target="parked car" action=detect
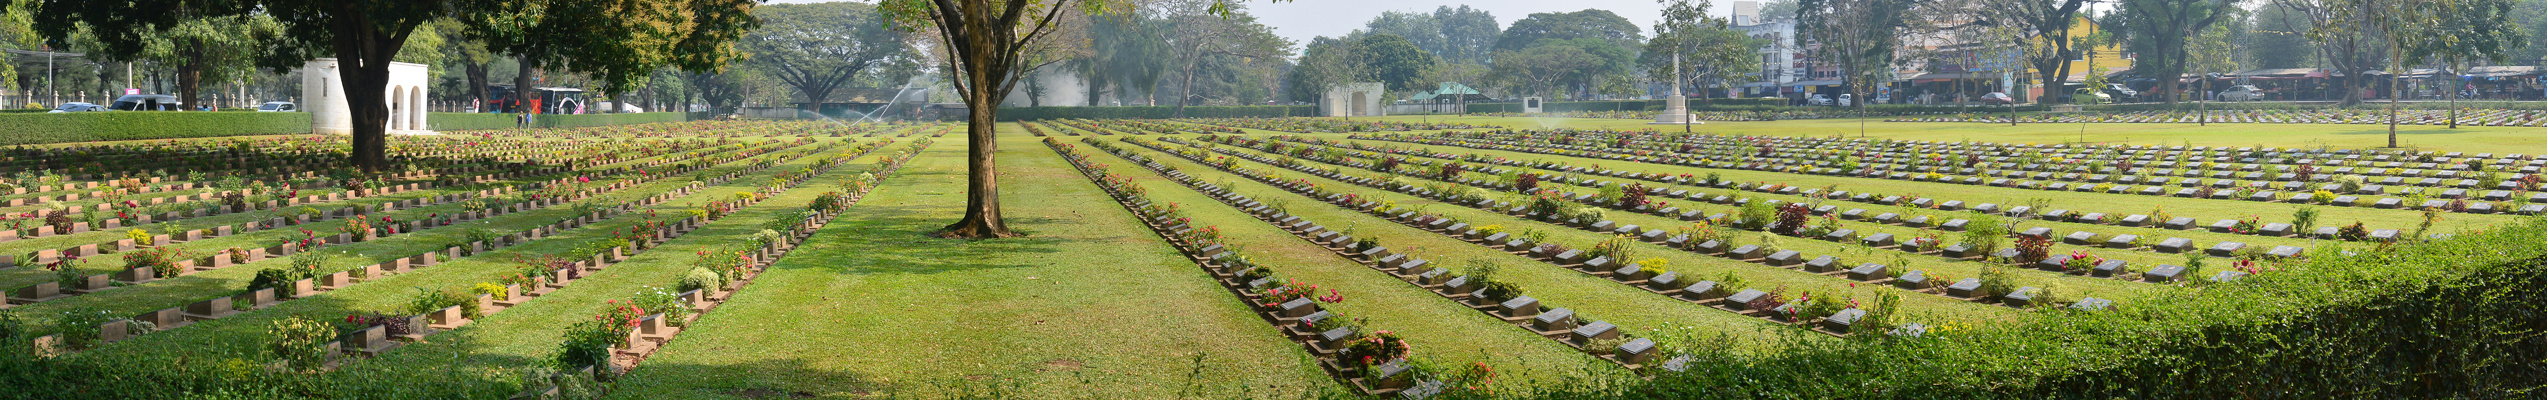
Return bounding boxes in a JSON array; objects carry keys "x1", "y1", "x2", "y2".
[
  {"x1": 257, "y1": 101, "x2": 297, "y2": 112},
  {"x1": 594, "y1": 101, "x2": 645, "y2": 113},
  {"x1": 2219, "y1": 85, "x2": 2266, "y2": 102},
  {"x1": 48, "y1": 102, "x2": 106, "y2": 113},
  {"x1": 1838, "y1": 93, "x2": 1855, "y2": 107},
  {"x1": 1979, "y1": 92, "x2": 2014, "y2": 105},
  {"x1": 1804, "y1": 94, "x2": 1833, "y2": 106},
  {"x1": 2076, "y1": 89, "x2": 2112, "y2": 104},
  {"x1": 2104, "y1": 84, "x2": 2139, "y2": 101},
  {"x1": 107, "y1": 94, "x2": 182, "y2": 111}
]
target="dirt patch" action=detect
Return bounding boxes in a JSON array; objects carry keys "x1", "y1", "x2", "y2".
[
  {"x1": 727, "y1": 388, "x2": 818, "y2": 399},
  {"x1": 1038, "y1": 358, "x2": 1085, "y2": 371}
]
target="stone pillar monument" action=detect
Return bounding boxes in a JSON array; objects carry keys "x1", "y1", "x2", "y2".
[{"x1": 1652, "y1": 52, "x2": 1699, "y2": 125}]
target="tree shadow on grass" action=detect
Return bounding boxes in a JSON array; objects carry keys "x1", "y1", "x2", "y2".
[
  {"x1": 780, "y1": 213, "x2": 1071, "y2": 276},
  {"x1": 2326, "y1": 127, "x2": 2475, "y2": 136},
  {"x1": 609, "y1": 357, "x2": 896, "y2": 400}
]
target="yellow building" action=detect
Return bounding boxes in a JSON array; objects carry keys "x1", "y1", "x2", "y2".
[{"x1": 2047, "y1": 16, "x2": 2131, "y2": 89}]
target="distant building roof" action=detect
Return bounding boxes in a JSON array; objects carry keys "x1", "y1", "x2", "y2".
[
  {"x1": 1436, "y1": 82, "x2": 1481, "y2": 95},
  {"x1": 2465, "y1": 66, "x2": 2541, "y2": 77},
  {"x1": 793, "y1": 88, "x2": 926, "y2": 104}
]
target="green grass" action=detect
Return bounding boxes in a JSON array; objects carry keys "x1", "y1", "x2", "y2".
[
  {"x1": 59, "y1": 138, "x2": 866, "y2": 396},
  {"x1": 0, "y1": 141, "x2": 777, "y2": 291},
  {"x1": 1182, "y1": 138, "x2": 2175, "y2": 308},
  {"x1": 8, "y1": 116, "x2": 2538, "y2": 398},
  {"x1": 1105, "y1": 137, "x2": 1927, "y2": 348},
  {"x1": 1323, "y1": 133, "x2": 2514, "y2": 237},
  {"x1": 1074, "y1": 137, "x2": 1613, "y2": 384},
  {"x1": 608, "y1": 129, "x2": 1330, "y2": 399}
]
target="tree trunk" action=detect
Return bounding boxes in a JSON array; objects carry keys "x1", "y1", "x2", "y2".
[
  {"x1": 2161, "y1": 79, "x2": 2180, "y2": 105},
  {"x1": 2447, "y1": 67, "x2": 2458, "y2": 129},
  {"x1": 323, "y1": 3, "x2": 416, "y2": 173},
  {"x1": 642, "y1": 79, "x2": 656, "y2": 114},
  {"x1": 339, "y1": 57, "x2": 393, "y2": 172},
  {"x1": 178, "y1": 38, "x2": 204, "y2": 110},
  {"x1": 940, "y1": 90, "x2": 1016, "y2": 238},
  {"x1": 1173, "y1": 57, "x2": 1200, "y2": 117},
  {"x1": 937, "y1": 5, "x2": 1020, "y2": 240},
  {"x1": 514, "y1": 59, "x2": 537, "y2": 114},
  {"x1": 465, "y1": 60, "x2": 490, "y2": 110},
  {"x1": 2387, "y1": 57, "x2": 2400, "y2": 148}
]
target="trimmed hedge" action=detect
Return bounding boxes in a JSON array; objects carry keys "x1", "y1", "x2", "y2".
[
  {"x1": 0, "y1": 112, "x2": 694, "y2": 146},
  {"x1": 2086, "y1": 101, "x2": 2547, "y2": 112},
  {"x1": 1468, "y1": 101, "x2": 2048, "y2": 114},
  {"x1": 0, "y1": 112, "x2": 307, "y2": 145},
  {"x1": 429, "y1": 112, "x2": 515, "y2": 131},
  {"x1": 1529, "y1": 218, "x2": 2547, "y2": 398},
  {"x1": 430, "y1": 112, "x2": 692, "y2": 131},
  {"x1": 992, "y1": 105, "x2": 1318, "y2": 121}
]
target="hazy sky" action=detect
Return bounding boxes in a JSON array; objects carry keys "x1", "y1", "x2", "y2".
[{"x1": 766, "y1": 0, "x2": 1740, "y2": 55}]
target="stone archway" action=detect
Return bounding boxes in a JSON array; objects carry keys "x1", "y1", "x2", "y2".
[
  {"x1": 409, "y1": 87, "x2": 425, "y2": 131},
  {"x1": 389, "y1": 86, "x2": 406, "y2": 131}
]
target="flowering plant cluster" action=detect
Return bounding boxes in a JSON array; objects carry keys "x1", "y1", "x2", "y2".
[{"x1": 2064, "y1": 250, "x2": 2104, "y2": 272}]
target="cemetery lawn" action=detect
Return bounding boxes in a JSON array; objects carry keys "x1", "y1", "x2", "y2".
[
  {"x1": 1313, "y1": 131, "x2": 2515, "y2": 246},
  {"x1": 0, "y1": 143, "x2": 753, "y2": 326},
  {"x1": 1363, "y1": 115, "x2": 2547, "y2": 155},
  {"x1": 67, "y1": 137, "x2": 859, "y2": 396},
  {"x1": 610, "y1": 129, "x2": 1331, "y2": 399}
]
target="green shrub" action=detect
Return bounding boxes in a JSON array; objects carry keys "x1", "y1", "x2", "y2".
[
  {"x1": 553, "y1": 320, "x2": 620, "y2": 370},
  {"x1": 0, "y1": 112, "x2": 306, "y2": 144},
  {"x1": 427, "y1": 112, "x2": 691, "y2": 131},
  {"x1": 1480, "y1": 280, "x2": 1524, "y2": 302},
  {"x1": 267, "y1": 316, "x2": 336, "y2": 372},
  {"x1": 631, "y1": 286, "x2": 691, "y2": 327},
  {"x1": 246, "y1": 265, "x2": 317, "y2": 292},
  {"x1": 991, "y1": 106, "x2": 1318, "y2": 121},
  {"x1": 1569, "y1": 219, "x2": 2547, "y2": 398},
  {"x1": 678, "y1": 267, "x2": 719, "y2": 293},
  {"x1": 53, "y1": 308, "x2": 126, "y2": 349},
  {"x1": 404, "y1": 287, "x2": 481, "y2": 320}
]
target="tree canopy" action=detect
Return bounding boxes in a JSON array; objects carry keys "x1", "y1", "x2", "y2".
[
  {"x1": 1494, "y1": 9, "x2": 1643, "y2": 52},
  {"x1": 1643, "y1": 0, "x2": 1765, "y2": 102},
  {"x1": 1361, "y1": 5, "x2": 1499, "y2": 65},
  {"x1": 744, "y1": 1, "x2": 913, "y2": 112}
]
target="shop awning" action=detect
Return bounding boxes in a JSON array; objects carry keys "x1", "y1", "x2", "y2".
[{"x1": 2464, "y1": 66, "x2": 2541, "y2": 78}]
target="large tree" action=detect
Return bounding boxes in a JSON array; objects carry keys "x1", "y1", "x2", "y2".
[
  {"x1": 1798, "y1": 0, "x2": 1917, "y2": 111},
  {"x1": 1644, "y1": 0, "x2": 1765, "y2": 105},
  {"x1": 1494, "y1": 9, "x2": 1642, "y2": 52},
  {"x1": 881, "y1": 0, "x2": 1212, "y2": 238},
  {"x1": 2402, "y1": 0, "x2": 2525, "y2": 129},
  {"x1": 1158, "y1": 0, "x2": 1286, "y2": 116},
  {"x1": 1073, "y1": 13, "x2": 1167, "y2": 106},
  {"x1": 1974, "y1": 0, "x2": 2086, "y2": 104},
  {"x1": 26, "y1": 0, "x2": 756, "y2": 171},
  {"x1": 2249, "y1": 1, "x2": 2315, "y2": 69},
  {"x1": 747, "y1": 1, "x2": 911, "y2": 115},
  {"x1": 2513, "y1": 0, "x2": 2547, "y2": 63},
  {"x1": 433, "y1": 18, "x2": 500, "y2": 110},
  {"x1": 1284, "y1": 35, "x2": 1351, "y2": 102},
  {"x1": 1488, "y1": 38, "x2": 1630, "y2": 99},
  {"x1": 2110, "y1": 0, "x2": 2239, "y2": 104},
  {"x1": 2306, "y1": 0, "x2": 2439, "y2": 146},
  {"x1": 1433, "y1": 5, "x2": 1498, "y2": 65},
  {"x1": 2268, "y1": 0, "x2": 2386, "y2": 106},
  {"x1": 1352, "y1": 33, "x2": 1437, "y2": 93},
  {"x1": 1362, "y1": 10, "x2": 1442, "y2": 59},
  {"x1": 137, "y1": 14, "x2": 283, "y2": 110}
]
